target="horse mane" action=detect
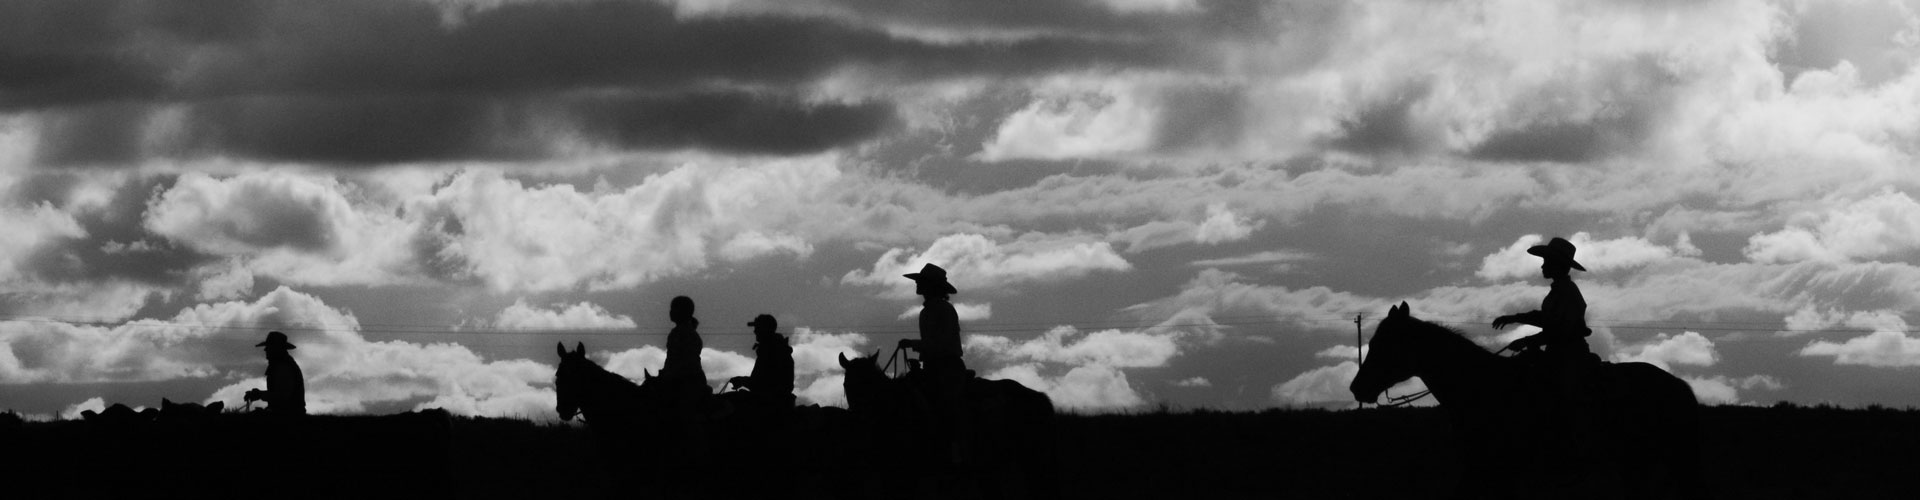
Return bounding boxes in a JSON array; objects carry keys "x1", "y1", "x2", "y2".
[{"x1": 1400, "y1": 315, "x2": 1502, "y2": 359}]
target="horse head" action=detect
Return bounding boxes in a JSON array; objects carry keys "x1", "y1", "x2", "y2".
[
  {"x1": 554, "y1": 342, "x2": 589, "y2": 421},
  {"x1": 1351, "y1": 302, "x2": 1423, "y2": 404},
  {"x1": 837, "y1": 350, "x2": 885, "y2": 412}
]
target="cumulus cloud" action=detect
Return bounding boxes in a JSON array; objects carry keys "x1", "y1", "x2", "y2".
[
  {"x1": 3, "y1": 286, "x2": 558, "y2": 417},
  {"x1": 1685, "y1": 375, "x2": 1786, "y2": 405},
  {"x1": 1612, "y1": 332, "x2": 1718, "y2": 371},
  {"x1": 1478, "y1": 233, "x2": 1692, "y2": 281},
  {"x1": 967, "y1": 326, "x2": 1180, "y2": 410},
  {"x1": 1745, "y1": 189, "x2": 1920, "y2": 263},
  {"x1": 1170, "y1": 376, "x2": 1210, "y2": 387},
  {"x1": 1272, "y1": 361, "x2": 1432, "y2": 408},
  {"x1": 492, "y1": 300, "x2": 636, "y2": 331},
  {"x1": 1800, "y1": 311, "x2": 1920, "y2": 367},
  {"x1": 1125, "y1": 268, "x2": 1386, "y2": 340},
  {"x1": 842, "y1": 233, "x2": 1132, "y2": 298},
  {"x1": 899, "y1": 302, "x2": 992, "y2": 321},
  {"x1": 1112, "y1": 203, "x2": 1262, "y2": 253},
  {"x1": 59, "y1": 397, "x2": 109, "y2": 420}
]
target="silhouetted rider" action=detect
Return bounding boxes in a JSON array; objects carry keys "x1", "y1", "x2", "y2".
[
  {"x1": 245, "y1": 331, "x2": 305, "y2": 415},
  {"x1": 1490, "y1": 236, "x2": 1594, "y2": 471},
  {"x1": 740, "y1": 314, "x2": 795, "y2": 410},
  {"x1": 1491, "y1": 237, "x2": 1593, "y2": 360},
  {"x1": 898, "y1": 264, "x2": 963, "y2": 377},
  {"x1": 895, "y1": 263, "x2": 971, "y2": 464}
]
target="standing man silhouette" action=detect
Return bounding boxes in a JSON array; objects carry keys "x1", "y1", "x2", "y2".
[{"x1": 247, "y1": 331, "x2": 305, "y2": 415}]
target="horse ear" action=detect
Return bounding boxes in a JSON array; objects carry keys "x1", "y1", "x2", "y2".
[
  {"x1": 574, "y1": 342, "x2": 585, "y2": 356},
  {"x1": 838, "y1": 352, "x2": 850, "y2": 367},
  {"x1": 557, "y1": 342, "x2": 568, "y2": 359}
]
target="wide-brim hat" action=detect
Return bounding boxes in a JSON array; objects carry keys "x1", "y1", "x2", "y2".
[
  {"x1": 903, "y1": 263, "x2": 957, "y2": 294},
  {"x1": 747, "y1": 314, "x2": 778, "y2": 330},
  {"x1": 1526, "y1": 237, "x2": 1587, "y2": 271},
  {"x1": 256, "y1": 331, "x2": 296, "y2": 349}
]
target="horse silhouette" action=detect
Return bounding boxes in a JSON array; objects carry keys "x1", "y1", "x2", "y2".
[
  {"x1": 1350, "y1": 302, "x2": 1703, "y2": 499},
  {"x1": 838, "y1": 351, "x2": 1059, "y2": 499}
]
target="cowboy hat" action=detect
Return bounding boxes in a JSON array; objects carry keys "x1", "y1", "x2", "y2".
[
  {"x1": 255, "y1": 331, "x2": 296, "y2": 349},
  {"x1": 1526, "y1": 237, "x2": 1586, "y2": 271},
  {"x1": 903, "y1": 263, "x2": 958, "y2": 294}
]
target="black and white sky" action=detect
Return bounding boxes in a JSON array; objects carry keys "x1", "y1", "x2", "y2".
[{"x1": 5, "y1": 0, "x2": 1920, "y2": 418}]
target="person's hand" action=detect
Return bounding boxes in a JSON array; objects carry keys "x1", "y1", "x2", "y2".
[
  {"x1": 727, "y1": 376, "x2": 751, "y2": 390},
  {"x1": 1491, "y1": 315, "x2": 1516, "y2": 330},
  {"x1": 898, "y1": 338, "x2": 918, "y2": 350}
]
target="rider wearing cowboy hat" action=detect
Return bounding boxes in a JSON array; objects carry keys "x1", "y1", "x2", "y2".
[
  {"x1": 1492, "y1": 236, "x2": 1593, "y2": 358},
  {"x1": 1490, "y1": 236, "x2": 1596, "y2": 471},
  {"x1": 249, "y1": 331, "x2": 306, "y2": 415}
]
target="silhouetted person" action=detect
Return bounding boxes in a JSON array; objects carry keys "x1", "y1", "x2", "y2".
[
  {"x1": 245, "y1": 331, "x2": 305, "y2": 415},
  {"x1": 1491, "y1": 237, "x2": 1593, "y2": 471},
  {"x1": 662, "y1": 296, "x2": 708, "y2": 390},
  {"x1": 660, "y1": 296, "x2": 711, "y2": 467},
  {"x1": 740, "y1": 314, "x2": 794, "y2": 411},
  {"x1": 898, "y1": 263, "x2": 963, "y2": 377},
  {"x1": 896, "y1": 263, "x2": 971, "y2": 464}
]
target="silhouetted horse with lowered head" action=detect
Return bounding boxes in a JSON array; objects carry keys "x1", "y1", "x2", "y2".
[
  {"x1": 838, "y1": 351, "x2": 1058, "y2": 499},
  {"x1": 556, "y1": 341, "x2": 717, "y2": 498},
  {"x1": 1350, "y1": 302, "x2": 1703, "y2": 499}
]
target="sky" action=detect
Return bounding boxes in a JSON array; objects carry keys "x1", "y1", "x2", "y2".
[{"x1": 4, "y1": 0, "x2": 1920, "y2": 419}]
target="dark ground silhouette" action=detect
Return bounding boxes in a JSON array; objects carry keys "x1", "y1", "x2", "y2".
[{"x1": 6, "y1": 404, "x2": 1919, "y2": 499}]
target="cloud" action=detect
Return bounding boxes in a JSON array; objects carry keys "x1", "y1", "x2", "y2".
[
  {"x1": 1271, "y1": 361, "x2": 1432, "y2": 408},
  {"x1": 967, "y1": 325, "x2": 1180, "y2": 410},
  {"x1": 492, "y1": 300, "x2": 636, "y2": 331},
  {"x1": 1745, "y1": 189, "x2": 1920, "y2": 264},
  {"x1": 1612, "y1": 332, "x2": 1718, "y2": 371},
  {"x1": 1124, "y1": 268, "x2": 1386, "y2": 340},
  {"x1": 1478, "y1": 233, "x2": 1693, "y2": 281},
  {"x1": 59, "y1": 397, "x2": 109, "y2": 420},
  {"x1": 1801, "y1": 323, "x2": 1920, "y2": 368},
  {"x1": 1170, "y1": 376, "x2": 1210, "y2": 387},
  {"x1": 842, "y1": 233, "x2": 1132, "y2": 298},
  {"x1": 3, "y1": 0, "x2": 1204, "y2": 165},
  {"x1": 0, "y1": 286, "x2": 562, "y2": 418},
  {"x1": 1684, "y1": 374, "x2": 1786, "y2": 405},
  {"x1": 1112, "y1": 202, "x2": 1263, "y2": 253},
  {"x1": 1188, "y1": 250, "x2": 1313, "y2": 271},
  {"x1": 899, "y1": 302, "x2": 993, "y2": 321}
]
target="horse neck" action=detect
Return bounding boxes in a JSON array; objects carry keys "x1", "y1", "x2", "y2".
[
  {"x1": 581, "y1": 364, "x2": 650, "y2": 418},
  {"x1": 1409, "y1": 324, "x2": 1506, "y2": 407}
]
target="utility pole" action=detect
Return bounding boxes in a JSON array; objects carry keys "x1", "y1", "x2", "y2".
[{"x1": 1355, "y1": 313, "x2": 1365, "y2": 409}]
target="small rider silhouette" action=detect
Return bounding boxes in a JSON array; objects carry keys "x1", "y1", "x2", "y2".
[
  {"x1": 733, "y1": 314, "x2": 795, "y2": 412},
  {"x1": 244, "y1": 331, "x2": 305, "y2": 415}
]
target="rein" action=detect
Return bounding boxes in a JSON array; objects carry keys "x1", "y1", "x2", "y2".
[{"x1": 1372, "y1": 345, "x2": 1517, "y2": 408}]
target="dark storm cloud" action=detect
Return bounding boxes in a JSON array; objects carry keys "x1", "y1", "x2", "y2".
[
  {"x1": 1155, "y1": 85, "x2": 1247, "y2": 152},
  {"x1": 782, "y1": 0, "x2": 1274, "y2": 41},
  {"x1": 5, "y1": 0, "x2": 1193, "y2": 165},
  {"x1": 570, "y1": 92, "x2": 897, "y2": 155},
  {"x1": 1326, "y1": 84, "x2": 1436, "y2": 157},
  {"x1": 15, "y1": 174, "x2": 217, "y2": 286}
]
